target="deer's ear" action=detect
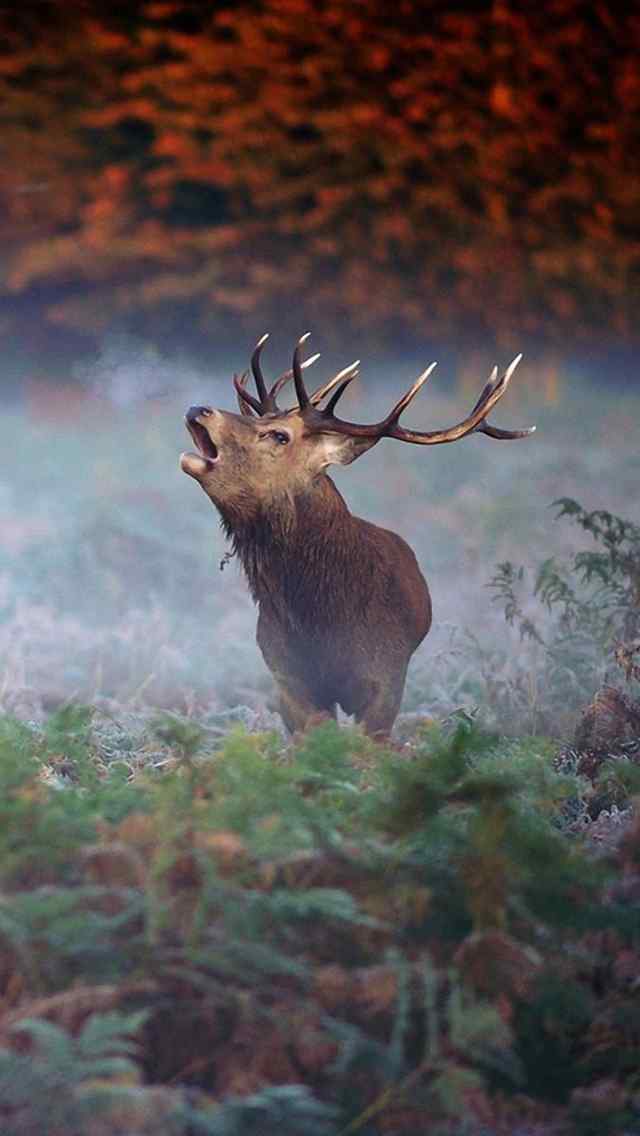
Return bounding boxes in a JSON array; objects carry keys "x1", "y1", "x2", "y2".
[{"x1": 315, "y1": 433, "x2": 378, "y2": 468}]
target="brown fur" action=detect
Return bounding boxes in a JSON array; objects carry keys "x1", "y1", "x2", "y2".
[
  {"x1": 181, "y1": 341, "x2": 531, "y2": 736},
  {"x1": 181, "y1": 407, "x2": 431, "y2": 737}
]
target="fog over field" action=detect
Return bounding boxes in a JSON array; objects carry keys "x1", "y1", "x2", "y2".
[{"x1": 2, "y1": 337, "x2": 639, "y2": 738}]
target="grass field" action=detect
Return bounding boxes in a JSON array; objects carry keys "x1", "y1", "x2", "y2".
[{"x1": 2, "y1": 347, "x2": 639, "y2": 737}]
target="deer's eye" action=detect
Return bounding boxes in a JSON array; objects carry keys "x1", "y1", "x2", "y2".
[{"x1": 263, "y1": 430, "x2": 290, "y2": 446}]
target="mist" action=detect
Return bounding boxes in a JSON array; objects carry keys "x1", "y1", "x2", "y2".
[{"x1": 3, "y1": 333, "x2": 637, "y2": 737}]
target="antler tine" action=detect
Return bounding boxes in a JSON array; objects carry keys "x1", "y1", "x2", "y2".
[
  {"x1": 380, "y1": 362, "x2": 438, "y2": 428},
  {"x1": 309, "y1": 360, "x2": 360, "y2": 406},
  {"x1": 468, "y1": 364, "x2": 535, "y2": 434},
  {"x1": 293, "y1": 333, "x2": 312, "y2": 409},
  {"x1": 471, "y1": 356, "x2": 534, "y2": 438},
  {"x1": 267, "y1": 352, "x2": 320, "y2": 404},
  {"x1": 234, "y1": 371, "x2": 260, "y2": 416},
  {"x1": 251, "y1": 333, "x2": 270, "y2": 404},
  {"x1": 475, "y1": 421, "x2": 536, "y2": 439},
  {"x1": 471, "y1": 357, "x2": 534, "y2": 438},
  {"x1": 470, "y1": 365, "x2": 499, "y2": 415},
  {"x1": 324, "y1": 370, "x2": 360, "y2": 416},
  {"x1": 268, "y1": 371, "x2": 293, "y2": 403}
]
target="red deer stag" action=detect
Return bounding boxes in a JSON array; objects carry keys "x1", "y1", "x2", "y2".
[{"x1": 181, "y1": 336, "x2": 534, "y2": 737}]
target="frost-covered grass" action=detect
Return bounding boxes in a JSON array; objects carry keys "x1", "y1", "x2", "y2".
[{"x1": 2, "y1": 351, "x2": 639, "y2": 735}]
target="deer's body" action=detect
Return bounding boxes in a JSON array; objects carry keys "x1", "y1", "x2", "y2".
[
  {"x1": 228, "y1": 474, "x2": 431, "y2": 734},
  {"x1": 181, "y1": 335, "x2": 532, "y2": 738}
]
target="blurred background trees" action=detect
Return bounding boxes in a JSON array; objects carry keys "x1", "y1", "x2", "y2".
[{"x1": 1, "y1": 0, "x2": 638, "y2": 360}]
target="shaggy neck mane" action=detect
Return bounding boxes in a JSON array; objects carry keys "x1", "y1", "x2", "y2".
[{"x1": 220, "y1": 475, "x2": 363, "y2": 625}]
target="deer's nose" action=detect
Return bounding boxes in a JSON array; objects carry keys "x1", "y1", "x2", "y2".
[{"x1": 185, "y1": 405, "x2": 212, "y2": 424}]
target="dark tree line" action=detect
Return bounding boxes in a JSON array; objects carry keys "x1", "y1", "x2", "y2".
[{"x1": 0, "y1": 0, "x2": 638, "y2": 350}]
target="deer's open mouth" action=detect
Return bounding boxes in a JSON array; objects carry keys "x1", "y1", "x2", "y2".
[
  {"x1": 181, "y1": 407, "x2": 220, "y2": 479},
  {"x1": 187, "y1": 420, "x2": 219, "y2": 462}
]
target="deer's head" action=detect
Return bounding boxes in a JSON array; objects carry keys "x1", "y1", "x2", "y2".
[{"x1": 180, "y1": 334, "x2": 534, "y2": 523}]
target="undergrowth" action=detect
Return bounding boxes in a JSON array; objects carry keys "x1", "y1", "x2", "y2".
[
  {"x1": 453, "y1": 497, "x2": 640, "y2": 735},
  {"x1": 0, "y1": 708, "x2": 638, "y2": 1135}
]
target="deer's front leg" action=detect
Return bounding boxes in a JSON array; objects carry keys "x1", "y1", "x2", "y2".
[{"x1": 257, "y1": 608, "x2": 335, "y2": 734}]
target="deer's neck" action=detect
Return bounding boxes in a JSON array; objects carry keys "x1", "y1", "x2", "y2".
[{"x1": 223, "y1": 475, "x2": 360, "y2": 622}]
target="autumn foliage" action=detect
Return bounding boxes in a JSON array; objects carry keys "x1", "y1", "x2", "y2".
[{"x1": 0, "y1": 1, "x2": 639, "y2": 347}]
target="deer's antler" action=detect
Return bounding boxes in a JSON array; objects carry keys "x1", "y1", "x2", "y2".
[
  {"x1": 234, "y1": 333, "x2": 359, "y2": 418},
  {"x1": 235, "y1": 333, "x2": 322, "y2": 416},
  {"x1": 291, "y1": 335, "x2": 534, "y2": 445}
]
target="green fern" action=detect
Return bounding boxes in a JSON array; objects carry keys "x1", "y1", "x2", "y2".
[
  {"x1": 176, "y1": 1084, "x2": 340, "y2": 1136},
  {"x1": 0, "y1": 1011, "x2": 146, "y2": 1135}
]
